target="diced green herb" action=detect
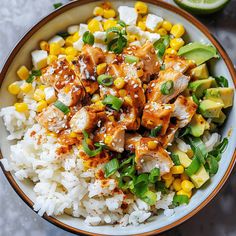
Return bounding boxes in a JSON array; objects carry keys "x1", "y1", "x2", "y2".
[
  {"x1": 149, "y1": 167, "x2": 160, "y2": 184},
  {"x1": 161, "y1": 80, "x2": 174, "y2": 95},
  {"x1": 82, "y1": 31, "x2": 94, "y2": 45},
  {"x1": 53, "y1": 2, "x2": 63, "y2": 9},
  {"x1": 150, "y1": 125, "x2": 162, "y2": 137},
  {"x1": 102, "y1": 95, "x2": 123, "y2": 111},
  {"x1": 215, "y1": 76, "x2": 228, "y2": 87},
  {"x1": 104, "y1": 158, "x2": 119, "y2": 178},
  {"x1": 97, "y1": 74, "x2": 113, "y2": 86},
  {"x1": 54, "y1": 100, "x2": 70, "y2": 114},
  {"x1": 173, "y1": 194, "x2": 189, "y2": 206}
]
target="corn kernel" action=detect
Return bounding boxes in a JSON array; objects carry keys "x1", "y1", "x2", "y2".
[
  {"x1": 72, "y1": 32, "x2": 79, "y2": 42},
  {"x1": 47, "y1": 55, "x2": 57, "y2": 64},
  {"x1": 170, "y1": 38, "x2": 185, "y2": 51},
  {"x1": 36, "y1": 100, "x2": 47, "y2": 112},
  {"x1": 65, "y1": 36, "x2": 75, "y2": 46},
  {"x1": 69, "y1": 132, "x2": 77, "y2": 138},
  {"x1": 39, "y1": 85, "x2": 46, "y2": 91},
  {"x1": 114, "y1": 77, "x2": 125, "y2": 89},
  {"x1": 137, "y1": 21, "x2": 146, "y2": 31},
  {"x1": 96, "y1": 63, "x2": 107, "y2": 75},
  {"x1": 101, "y1": 1, "x2": 112, "y2": 9},
  {"x1": 40, "y1": 41, "x2": 49, "y2": 51},
  {"x1": 180, "y1": 173, "x2": 189, "y2": 181},
  {"x1": 124, "y1": 96, "x2": 133, "y2": 106},
  {"x1": 49, "y1": 42, "x2": 61, "y2": 56},
  {"x1": 103, "y1": 9, "x2": 116, "y2": 19},
  {"x1": 8, "y1": 82, "x2": 20, "y2": 95},
  {"x1": 135, "y1": 1, "x2": 148, "y2": 14},
  {"x1": 95, "y1": 101, "x2": 105, "y2": 109},
  {"x1": 14, "y1": 103, "x2": 28, "y2": 113},
  {"x1": 172, "y1": 178, "x2": 182, "y2": 192},
  {"x1": 118, "y1": 89, "x2": 127, "y2": 97},
  {"x1": 177, "y1": 189, "x2": 192, "y2": 198},
  {"x1": 162, "y1": 172, "x2": 172, "y2": 180},
  {"x1": 91, "y1": 94, "x2": 100, "y2": 103},
  {"x1": 17, "y1": 66, "x2": 30, "y2": 80},
  {"x1": 65, "y1": 47, "x2": 78, "y2": 57},
  {"x1": 156, "y1": 28, "x2": 167, "y2": 36},
  {"x1": 165, "y1": 48, "x2": 177, "y2": 55},
  {"x1": 88, "y1": 19, "x2": 103, "y2": 33},
  {"x1": 21, "y1": 82, "x2": 33, "y2": 93},
  {"x1": 128, "y1": 34, "x2": 139, "y2": 42},
  {"x1": 34, "y1": 89, "x2": 45, "y2": 101},
  {"x1": 181, "y1": 180, "x2": 194, "y2": 192},
  {"x1": 137, "y1": 68, "x2": 144, "y2": 78},
  {"x1": 147, "y1": 141, "x2": 157, "y2": 150},
  {"x1": 165, "y1": 176, "x2": 174, "y2": 188},
  {"x1": 171, "y1": 165, "x2": 184, "y2": 174},
  {"x1": 162, "y1": 21, "x2": 172, "y2": 31},
  {"x1": 142, "y1": 15, "x2": 147, "y2": 23},
  {"x1": 105, "y1": 135, "x2": 113, "y2": 144},
  {"x1": 93, "y1": 6, "x2": 104, "y2": 16},
  {"x1": 170, "y1": 23, "x2": 185, "y2": 38},
  {"x1": 60, "y1": 47, "x2": 66, "y2": 54},
  {"x1": 66, "y1": 55, "x2": 75, "y2": 62},
  {"x1": 103, "y1": 19, "x2": 117, "y2": 31},
  {"x1": 108, "y1": 115, "x2": 115, "y2": 122}
]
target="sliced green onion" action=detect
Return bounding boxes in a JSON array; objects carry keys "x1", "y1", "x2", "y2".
[
  {"x1": 133, "y1": 173, "x2": 149, "y2": 196},
  {"x1": 171, "y1": 154, "x2": 181, "y2": 166},
  {"x1": 104, "y1": 158, "x2": 119, "y2": 178},
  {"x1": 149, "y1": 167, "x2": 160, "y2": 184},
  {"x1": 205, "y1": 155, "x2": 219, "y2": 175},
  {"x1": 82, "y1": 130, "x2": 102, "y2": 157},
  {"x1": 124, "y1": 55, "x2": 139, "y2": 64},
  {"x1": 118, "y1": 165, "x2": 136, "y2": 190},
  {"x1": 26, "y1": 70, "x2": 42, "y2": 83},
  {"x1": 173, "y1": 194, "x2": 189, "y2": 206},
  {"x1": 107, "y1": 36, "x2": 127, "y2": 54},
  {"x1": 106, "y1": 26, "x2": 121, "y2": 35},
  {"x1": 192, "y1": 94, "x2": 200, "y2": 106},
  {"x1": 188, "y1": 137, "x2": 207, "y2": 164},
  {"x1": 215, "y1": 76, "x2": 228, "y2": 87},
  {"x1": 209, "y1": 137, "x2": 228, "y2": 157},
  {"x1": 178, "y1": 127, "x2": 191, "y2": 138},
  {"x1": 141, "y1": 190, "x2": 157, "y2": 205},
  {"x1": 83, "y1": 31, "x2": 94, "y2": 45},
  {"x1": 54, "y1": 100, "x2": 70, "y2": 114},
  {"x1": 102, "y1": 95, "x2": 123, "y2": 111},
  {"x1": 53, "y1": 2, "x2": 63, "y2": 9},
  {"x1": 97, "y1": 74, "x2": 113, "y2": 86},
  {"x1": 57, "y1": 31, "x2": 70, "y2": 38},
  {"x1": 120, "y1": 156, "x2": 134, "y2": 169},
  {"x1": 155, "y1": 181, "x2": 168, "y2": 194},
  {"x1": 150, "y1": 125, "x2": 162, "y2": 137},
  {"x1": 161, "y1": 80, "x2": 174, "y2": 95},
  {"x1": 118, "y1": 20, "x2": 126, "y2": 27},
  {"x1": 185, "y1": 156, "x2": 201, "y2": 176},
  {"x1": 154, "y1": 35, "x2": 170, "y2": 58}
]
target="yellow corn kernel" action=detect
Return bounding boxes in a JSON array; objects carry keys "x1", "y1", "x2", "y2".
[
  {"x1": 17, "y1": 66, "x2": 30, "y2": 80},
  {"x1": 40, "y1": 41, "x2": 49, "y2": 51},
  {"x1": 135, "y1": 1, "x2": 148, "y2": 14},
  {"x1": 103, "y1": 19, "x2": 117, "y2": 31},
  {"x1": 49, "y1": 42, "x2": 61, "y2": 56},
  {"x1": 180, "y1": 173, "x2": 189, "y2": 181},
  {"x1": 162, "y1": 172, "x2": 173, "y2": 180},
  {"x1": 21, "y1": 83, "x2": 33, "y2": 93},
  {"x1": 88, "y1": 19, "x2": 103, "y2": 33},
  {"x1": 91, "y1": 93, "x2": 100, "y2": 103},
  {"x1": 171, "y1": 165, "x2": 184, "y2": 174},
  {"x1": 65, "y1": 36, "x2": 75, "y2": 46},
  {"x1": 165, "y1": 48, "x2": 177, "y2": 55},
  {"x1": 105, "y1": 135, "x2": 113, "y2": 144},
  {"x1": 108, "y1": 115, "x2": 115, "y2": 122},
  {"x1": 124, "y1": 96, "x2": 133, "y2": 106},
  {"x1": 181, "y1": 180, "x2": 194, "y2": 192},
  {"x1": 165, "y1": 176, "x2": 174, "y2": 188},
  {"x1": 95, "y1": 100, "x2": 105, "y2": 109},
  {"x1": 65, "y1": 47, "x2": 78, "y2": 57},
  {"x1": 128, "y1": 34, "x2": 139, "y2": 42},
  {"x1": 142, "y1": 15, "x2": 147, "y2": 23},
  {"x1": 137, "y1": 21, "x2": 146, "y2": 31},
  {"x1": 170, "y1": 38, "x2": 185, "y2": 51},
  {"x1": 162, "y1": 21, "x2": 172, "y2": 31},
  {"x1": 72, "y1": 32, "x2": 79, "y2": 42},
  {"x1": 156, "y1": 28, "x2": 167, "y2": 36},
  {"x1": 66, "y1": 55, "x2": 75, "y2": 62},
  {"x1": 186, "y1": 149, "x2": 194, "y2": 158},
  {"x1": 34, "y1": 89, "x2": 45, "y2": 101},
  {"x1": 36, "y1": 100, "x2": 47, "y2": 112},
  {"x1": 114, "y1": 77, "x2": 125, "y2": 89},
  {"x1": 103, "y1": 9, "x2": 116, "y2": 19},
  {"x1": 172, "y1": 178, "x2": 182, "y2": 192},
  {"x1": 118, "y1": 89, "x2": 127, "y2": 97},
  {"x1": 8, "y1": 82, "x2": 20, "y2": 95},
  {"x1": 60, "y1": 47, "x2": 66, "y2": 54},
  {"x1": 14, "y1": 103, "x2": 28, "y2": 113},
  {"x1": 47, "y1": 55, "x2": 57, "y2": 64},
  {"x1": 170, "y1": 23, "x2": 185, "y2": 38},
  {"x1": 39, "y1": 85, "x2": 46, "y2": 91},
  {"x1": 147, "y1": 141, "x2": 157, "y2": 150},
  {"x1": 93, "y1": 6, "x2": 104, "y2": 16},
  {"x1": 96, "y1": 63, "x2": 107, "y2": 75},
  {"x1": 177, "y1": 189, "x2": 192, "y2": 198},
  {"x1": 137, "y1": 68, "x2": 144, "y2": 78}
]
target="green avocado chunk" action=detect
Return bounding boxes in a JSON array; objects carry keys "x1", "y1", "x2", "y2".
[
  {"x1": 189, "y1": 78, "x2": 215, "y2": 98},
  {"x1": 190, "y1": 63, "x2": 209, "y2": 80},
  {"x1": 204, "y1": 87, "x2": 234, "y2": 108},
  {"x1": 212, "y1": 110, "x2": 226, "y2": 125},
  {"x1": 173, "y1": 149, "x2": 192, "y2": 168},
  {"x1": 190, "y1": 165, "x2": 209, "y2": 188},
  {"x1": 178, "y1": 42, "x2": 219, "y2": 65},
  {"x1": 189, "y1": 114, "x2": 206, "y2": 137},
  {"x1": 199, "y1": 99, "x2": 223, "y2": 118}
]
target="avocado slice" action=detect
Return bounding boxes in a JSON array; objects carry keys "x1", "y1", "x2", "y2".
[
  {"x1": 190, "y1": 63, "x2": 209, "y2": 80},
  {"x1": 189, "y1": 114, "x2": 206, "y2": 137},
  {"x1": 173, "y1": 149, "x2": 192, "y2": 168},
  {"x1": 212, "y1": 111, "x2": 226, "y2": 125},
  {"x1": 199, "y1": 99, "x2": 223, "y2": 118},
  {"x1": 190, "y1": 165, "x2": 210, "y2": 188},
  {"x1": 204, "y1": 87, "x2": 234, "y2": 108},
  {"x1": 189, "y1": 78, "x2": 215, "y2": 98},
  {"x1": 178, "y1": 42, "x2": 219, "y2": 66}
]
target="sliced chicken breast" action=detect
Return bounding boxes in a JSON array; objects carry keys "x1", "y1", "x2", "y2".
[
  {"x1": 164, "y1": 54, "x2": 191, "y2": 73},
  {"x1": 124, "y1": 132, "x2": 142, "y2": 152}
]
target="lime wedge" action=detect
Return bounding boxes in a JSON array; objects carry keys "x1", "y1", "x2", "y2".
[{"x1": 174, "y1": 0, "x2": 230, "y2": 14}]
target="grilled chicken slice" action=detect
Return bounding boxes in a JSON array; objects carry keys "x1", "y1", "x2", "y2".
[
  {"x1": 172, "y1": 95, "x2": 198, "y2": 128},
  {"x1": 141, "y1": 102, "x2": 174, "y2": 135},
  {"x1": 70, "y1": 105, "x2": 104, "y2": 133},
  {"x1": 124, "y1": 132, "x2": 142, "y2": 152},
  {"x1": 146, "y1": 68, "x2": 190, "y2": 103},
  {"x1": 164, "y1": 54, "x2": 191, "y2": 73},
  {"x1": 36, "y1": 104, "x2": 67, "y2": 133},
  {"x1": 120, "y1": 106, "x2": 140, "y2": 131},
  {"x1": 135, "y1": 137, "x2": 173, "y2": 175}
]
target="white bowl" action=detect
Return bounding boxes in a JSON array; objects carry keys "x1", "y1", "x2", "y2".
[{"x1": 0, "y1": 0, "x2": 236, "y2": 235}]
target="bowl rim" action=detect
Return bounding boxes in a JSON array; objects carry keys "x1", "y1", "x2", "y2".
[{"x1": 0, "y1": 0, "x2": 236, "y2": 235}]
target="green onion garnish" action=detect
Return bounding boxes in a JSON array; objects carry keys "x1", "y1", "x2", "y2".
[
  {"x1": 173, "y1": 194, "x2": 189, "y2": 206},
  {"x1": 124, "y1": 55, "x2": 139, "y2": 64},
  {"x1": 205, "y1": 154, "x2": 219, "y2": 175},
  {"x1": 141, "y1": 190, "x2": 157, "y2": 205},
  {"x1": 118, "y1": 20, "x2": 126, "y2": 27},
  {"x1": 171, "y1": 154, "x2": 181, "y2": 166},
  {"x1": 54, "y1": 100, "x2": 70, "y2": 114},
  {"x1": 150, "y1": 125, "x2": 162, "y2": 137},
  {"x1": 185, "y1": 156, "x2": 201, "y2": 176},
  {"x1": 209, "y1": 137, "x2": 228, "y2": 158},
  {"x1": 102, "y1": 95, "x2": 123, "y2": 111},
  {"x1": 215, "y1": 76, "x2": 229, "y2": 88},
  {"x1": 97, "y1": 74, "x2": 113, "y2": 86},
  {"x1": 107, "y1": 36, "x2": 127, "y2": 54},
  {"x1": 161, "y1": 80, "x2": 174, "y2": 95},
  {"x1": 104, "y1": 158, "x2": 119, "y2": 178},
  {"x1": 154, "y1": 35, "x2": 170, "y2": 58},
  {"x1": 53, "y1": 2, "x2": 63, "y2": 9},
  {"x1": 192, "y1": 94, "x2": 200, "y2": 106},
  {"x1": 82, "y1": 130, "x2": 102, "y2": 157},
  {"x1": 188, "y1": 137, "x2": 207, "y2": 164},
  {"x1": 57, "y1": 31, "x2": 70, "y2": 38},
  {"x1": 178, "y1": 127, "x2": 191, "y2": 138},
  {"x1": 133, "y1": 173, "x2": 149, "y2": 196},
  {"x1": 26, "y1": 70, "x2": 42, "y2": 83},
  {"x1": 82, "y1": 31, "x2": 94, "y2": 45},
  {"x1": 149, "y1": 167, "x2": 160, "y2": 184}
]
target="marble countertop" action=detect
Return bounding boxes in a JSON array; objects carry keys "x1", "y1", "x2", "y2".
[{"x1": 0, "y1": 0, "x2": 236, "y2": 236}]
